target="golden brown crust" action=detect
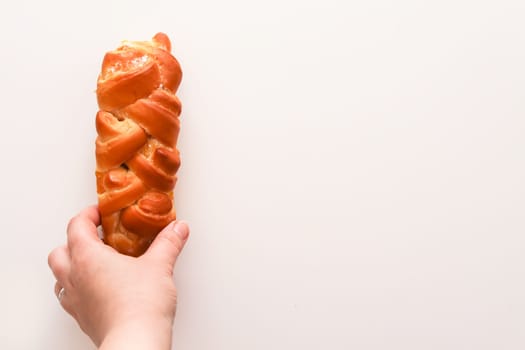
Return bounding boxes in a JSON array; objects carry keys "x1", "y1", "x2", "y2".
[{"x1": 95, "y1": 33, "x2": 182, "y2": 256}]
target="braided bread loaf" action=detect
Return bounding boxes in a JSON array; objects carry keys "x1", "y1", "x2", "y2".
[{"x1": 95, "y1": 33, "x2": 182, "y2": 256}]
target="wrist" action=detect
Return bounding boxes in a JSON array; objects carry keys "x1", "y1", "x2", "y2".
[{"x1": 99, "y1": 316, "x2": 173, "y2": 350}]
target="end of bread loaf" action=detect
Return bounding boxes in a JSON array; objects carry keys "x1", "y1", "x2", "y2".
[{"x1": 95, "y1": 33, "x2": 182, "y2": 257}]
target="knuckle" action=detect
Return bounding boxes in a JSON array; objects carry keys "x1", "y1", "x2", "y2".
[
  {"x1": 47, "y1": 249, "x2": 58, "y2": 268},
  {"x1": 159, "y1": 233, "x2": 182, "y2": 254},
  {"x1": 66, "y1": 219, "x2": 83, "y2": 244},
  {"x1": 71, "y1": 248, "x2": 91, "y2": 267},
  {"x1": 67, "y1": 216, "x2": 87, "y2": 246},
  {"x1": 47, "y1": 246, "x2": 63, "y2": 269},
  {"x1": 66, "y1": 216, "x2": 80, "y2": 233},
  {"x1": 53, "y1": 262, "x2": 66, "y2": 277}
]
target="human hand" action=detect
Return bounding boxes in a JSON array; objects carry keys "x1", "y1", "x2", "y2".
[{"x1": 48, "y1": 206, "x2": 189, "y2": 349}]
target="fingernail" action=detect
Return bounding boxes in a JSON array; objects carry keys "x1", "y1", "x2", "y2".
[{"x1": 172, "y1": 221, "x2": 189, "y2": 240}]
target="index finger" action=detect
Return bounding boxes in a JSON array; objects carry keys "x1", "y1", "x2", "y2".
[{"x1": 66, "y1": 205, "x2": 102, "y2": 252}]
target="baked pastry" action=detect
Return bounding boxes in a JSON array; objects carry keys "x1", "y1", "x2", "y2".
[{"x1": 95, "y1": 33, "x2": 183, "y2": 256}]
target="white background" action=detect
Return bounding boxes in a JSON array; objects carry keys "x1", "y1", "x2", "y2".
[{"x1": 1, "y1": 0, "x2": 524, "y2": 349}]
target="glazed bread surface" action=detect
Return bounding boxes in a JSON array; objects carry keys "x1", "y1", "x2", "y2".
[{"x1": 95, "y1": 33, "x2": 182, "y2": 256}]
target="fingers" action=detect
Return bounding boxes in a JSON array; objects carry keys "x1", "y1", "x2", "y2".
[
  {"x1": 48, "y1": 245, "x2": 71, "y2": 289},
  {"x1": 49, "y1": 206, "x2": 100, "y2": 318},
  {"x1": 67, "y1": 205, "x2": 102, "y2": 253},
  {"x1": 144, "y1": 221, "x2": 189, "y2": 271},
  {"x1": 50, "y1": 250, "x2": 76, "y2": 317}
]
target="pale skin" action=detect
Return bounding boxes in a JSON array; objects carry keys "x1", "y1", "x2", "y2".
[{"x1": 47, "y1": 206, "x2": 190, "y2": 349}]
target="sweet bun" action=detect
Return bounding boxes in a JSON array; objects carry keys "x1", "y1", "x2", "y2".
[{"x1": 95, "y1": 33, "x2": 182, "y2": 256}]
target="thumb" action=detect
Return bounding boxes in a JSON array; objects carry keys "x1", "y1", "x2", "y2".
[{"x1": 145, "y1": 220, "x2": 190, "y2": 269}]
